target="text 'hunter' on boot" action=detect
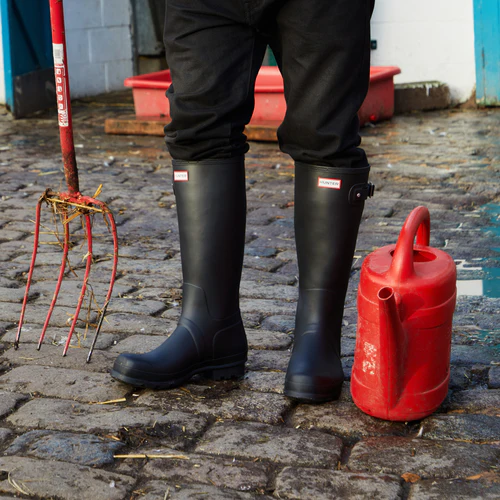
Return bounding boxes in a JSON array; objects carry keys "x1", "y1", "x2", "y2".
[
  {"x1": 284, "y1": 162, "x2": 374, "y2": 403},
  {"x1": 111, "y1": 158, "x2": 248, "y2": 389}
]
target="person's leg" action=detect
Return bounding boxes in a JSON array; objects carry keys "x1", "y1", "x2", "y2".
[
  {"x1": 111, "y1": 0, "x2": 268, "y2": 388},
  {"x1": 268, "y1": 0, "x2": 374, "y2": 402},
  {"x1": 163, "y1": 0, "x2": 268, "y2": 160}
]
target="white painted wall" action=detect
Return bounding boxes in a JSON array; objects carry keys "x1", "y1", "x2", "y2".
[
  {"x1": 0, "y1": 5, "x2": 6, "y2": 104},
  {"x1": 371, "y1": 0, "x2": 476, "y2": 103},
  {"x1": 64, "y1": 0, "x2": 134, "y2": 98}
]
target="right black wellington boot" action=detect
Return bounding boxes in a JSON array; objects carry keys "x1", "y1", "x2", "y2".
[
  {"x1": 111, "y1": 158, "x2": 248, "y2": 389},
  {"x1": 284, "y1": 162, "x2": 373, "y2": 402}
]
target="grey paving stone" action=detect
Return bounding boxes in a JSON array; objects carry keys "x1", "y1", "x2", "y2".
[
  {"x1": 0, "y1": 365, "x2": 129, "y2": 403},
  {"x1": 133, "y1": 448, "x2": 270, "y2": 492},
  {"x1": 0, "y1": 456, "x2": 135, "y2": 499},
  {"x1": 135, "y1": 385, "x2": 292, "y2": 425},
  {"x1": 451, "y1": 345, "x2": 500, "y2": 366},
  {"x1": 348, "y1": 437, "x2": 500, "y2": 479},
  {"x1": 105, "y1": 298, "x2": 168, "y2": 316},
  {"x1": 1, "y1": 343, "x2": 116, "y2": 373},
  {"x1": 2, "y1": 326, "x2": 117, "y2": 350},
  {"x1": 109, "y1": 334, "x2": 165, "y2": 354},
  {"x1": 239, "y1": 298, "x2": 295, "y2": 316},
  {"x1": 0, "y1": 391, "x2": 27, "y2": 419},
  {"x1": 109, "y1": 330, "x2": 292, "y2": 356},
  {"x1": 240, "y1": 370, "x2": 286, "y2": 394},
  {"x1": 260, "y1": 315, "x2": 295, "y2": 333},
  {"x1": 243, "y1": 255, "x2": 283, "y2": 272},
  {"x1": 138, "y1": 481, "x2": 261, "y2": 499},
  {"x1": 341, "y1": 336, "x2": 357, "y2": 357},
  {"x1": 95, "y1": 312, "x2": 177, "y2": 335},
  {"x1": 196, "y1": 421, "x2": 342, "y2": 467},
  {"x1": 0, "y1": 429, "x2": 13, "y2": 447},
  {"x1": 0, "y1": 322, "x2": 11, "y2": 336},
  {"x1": 489, "y1": 366, "x2": 500, "y2": 388},
  {"x1": 244, "y1": 247, "x2": 279, "y2": 258},
  {"x1": 0, "y1": 287, "x2": 29, "y2": 303},
  {"x1": 246, "y1": 329, "x2": 293, "y2": 350},
  {"x1": 4, "y1": 430, "x2": 124, "y2": 466},
  {"x1": 448, "y1": 365, "x2": 474, "y2": 390},
  {"x1": 161, "y1": 307, "x2": 182, "y2": 320},
  {"x1": 423, "y1": 414, "x2": 500, "y2": 442},
  {"x1": 120, "y1": 273, "x2": 182, "y2": 291},
  {"x1": 0, "y1": 302, "x2": 96, "y2": 328},
  {"x1": 408, "y1": 477, "x2": 500, "y2": 499},
  {"x1": 25, "y1": 281, "x2": 134, "y2": 309},
  {"x1": 274, "y1": 467, "x2": 403, "y2": 500},
  {"x1": 128, "y1": 286, "x2": 178, "y2": 301},
  {"x1": 291, "y1": 401, "x2": 409, "y2": 440},
  {"x1": 247, "y1": 349, "x2": 291, "y2": 372},
  {"x1": 443, "y1": 389, "x2": 500, "y2": 415},
  {"x1": 275, "y1": 247, "x2": 295, "y2": 259},
  {"x1": 242, "y1": 268, "x2": 296, "y2": 286},
  {"x1": 247, "y1": 206, "x2": 283, "y2": 225},
  {"x1": 342, "y1": 356, "x2": 355, "y2": 380},
  {"x1": 7, "y1": 398, "x2": 208, "y2": 448}
]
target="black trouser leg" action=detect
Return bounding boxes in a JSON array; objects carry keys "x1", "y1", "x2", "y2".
[
  {"x1": 162, "y1": 0, "x2": 372, "y2": 162},
  {"x1": 268, "y1": 0, "x2": 373, "y2": 165},
  {"x1": 163, "y1": 0, "x2": 268, "y2": 160},
  {"x1": 111, "y1": 158, "x2": 248, "y2": 388},
  {"x1": 284, "y1": 163, "x2": 373, "y2": 402}
]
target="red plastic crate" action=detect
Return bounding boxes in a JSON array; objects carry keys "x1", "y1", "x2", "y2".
[{"x1": 124, "y1": 65, "x2": 401, "y2": 125}]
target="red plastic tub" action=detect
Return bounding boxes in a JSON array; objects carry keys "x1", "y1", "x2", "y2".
[{"x1": 124, "y1": 65, "x2": 401, "y2": 126}]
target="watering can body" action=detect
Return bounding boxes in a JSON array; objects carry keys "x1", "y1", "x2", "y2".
[{"x1": 351, "y1": 206, "x2": 457, "y2": 421}]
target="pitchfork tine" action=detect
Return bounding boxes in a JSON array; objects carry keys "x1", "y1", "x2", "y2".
[
  {"x1": 62, "y1": 213, "x2": 93, "y2": 356},
  {"x1": 37, "y1": 212, "x2": 70, "y2": 350},
  {"x1": 15, "y1": 198, "x2": 44, "y2": 349},
  {"x1": 87, "y1": 211, "x2": 118, "y2": 362}
]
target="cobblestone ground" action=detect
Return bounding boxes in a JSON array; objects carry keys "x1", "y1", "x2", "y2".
[{"x1": 0, "y1": 95, "x2": 499, "y2": 499}]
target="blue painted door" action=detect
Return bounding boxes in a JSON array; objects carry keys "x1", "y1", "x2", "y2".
[
  {"x1": 1, "y1": 0, "x2": 53, "y2": 117},
  {"x1": 474, "y1": 0, "x2": 500, "y2": 106}
]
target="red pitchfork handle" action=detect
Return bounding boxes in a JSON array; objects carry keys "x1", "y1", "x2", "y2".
[{"x1": 49, "y1": 0, "x2": 79, "y2": 195}]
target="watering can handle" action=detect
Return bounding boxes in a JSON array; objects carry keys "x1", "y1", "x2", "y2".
[{"x1": 390, "y1": 206, "x2": 431, "y2": 281}]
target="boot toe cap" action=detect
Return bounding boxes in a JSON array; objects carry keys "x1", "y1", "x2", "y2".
[{"x1": 111, "y1": 353, "x2": 163, "y2": 384}]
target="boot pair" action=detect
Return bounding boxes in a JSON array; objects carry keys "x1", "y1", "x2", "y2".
[{"x1": 111, "y1": 157, "x2": 373, "y2": 402}]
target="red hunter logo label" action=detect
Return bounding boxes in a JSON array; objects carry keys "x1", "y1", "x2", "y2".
[
  {"x1": 174, "y1": 171, "x2": 189, "y2": 182},
  {"x1": 318, "y1": 177, "x2": 342, "y2": 189}
]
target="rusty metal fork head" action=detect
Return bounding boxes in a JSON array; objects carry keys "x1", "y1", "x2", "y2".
[{"x1": 15, "y1": 189, "x2": 118, "y2": 362}]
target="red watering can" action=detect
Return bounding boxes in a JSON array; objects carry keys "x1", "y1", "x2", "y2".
[{"x1": 351, "y1": 206, "x2": 456, "y2": 421}]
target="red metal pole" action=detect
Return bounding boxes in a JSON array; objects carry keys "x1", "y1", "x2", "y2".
[{"x1": 49, "y1": 0, "x2": 79, "y2": 195}]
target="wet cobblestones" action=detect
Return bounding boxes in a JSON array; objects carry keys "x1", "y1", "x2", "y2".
[{"x1": 0, "y1": 95, "x2": 499, "y2": 498}]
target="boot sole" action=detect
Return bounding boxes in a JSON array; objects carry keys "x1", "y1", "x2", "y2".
[
  {"x1": 284, "y1": 384, "x2": 342, "y2": 404},
  {"x1": 110, "y1": 360, "x2": 246, "y2": 390}
]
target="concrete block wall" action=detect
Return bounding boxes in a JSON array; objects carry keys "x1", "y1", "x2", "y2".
[
  {"x1": 371, "y1": 0, "x2": 476, "y2": 103},
  {"x1": 64, "y1": 0, "x2": 133, "y2": 98}
]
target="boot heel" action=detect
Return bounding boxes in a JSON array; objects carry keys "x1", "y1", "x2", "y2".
[{"x1": 206, "y1": 363, "x2": 245, "y2": 381}]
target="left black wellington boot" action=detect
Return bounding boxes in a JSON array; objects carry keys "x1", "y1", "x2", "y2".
[
  {"x1": 284, "y1": 162, "x2": 374, "y2": 403},
  {"x1": 111, "y1": 158, "x2": 248, "y2": 389}
]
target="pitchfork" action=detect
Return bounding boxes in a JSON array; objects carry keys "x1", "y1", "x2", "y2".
[{"x1": 15, "y1": 0, "x2": 118, "y2": 362}]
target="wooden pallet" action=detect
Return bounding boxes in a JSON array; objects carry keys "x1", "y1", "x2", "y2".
[{"x1": 104, "y1": 116, "x2": 279, "y2": 142}]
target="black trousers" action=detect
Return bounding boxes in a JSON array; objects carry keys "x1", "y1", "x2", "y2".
[{"x1": 163, "y1": 0, "x2": 374, "y2": 167}]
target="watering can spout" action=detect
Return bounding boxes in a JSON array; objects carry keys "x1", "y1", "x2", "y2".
[{"x1": 378, "y1": 286, "x2": 407, "y2": 410}]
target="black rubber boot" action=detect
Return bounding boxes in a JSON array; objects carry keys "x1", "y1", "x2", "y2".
[
  {"x1": 284, "y1": 162, "x2": 373, "y2": 402},
  {"x1": 111, "y1": 158, "x2": 248, "y2": 389}
]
